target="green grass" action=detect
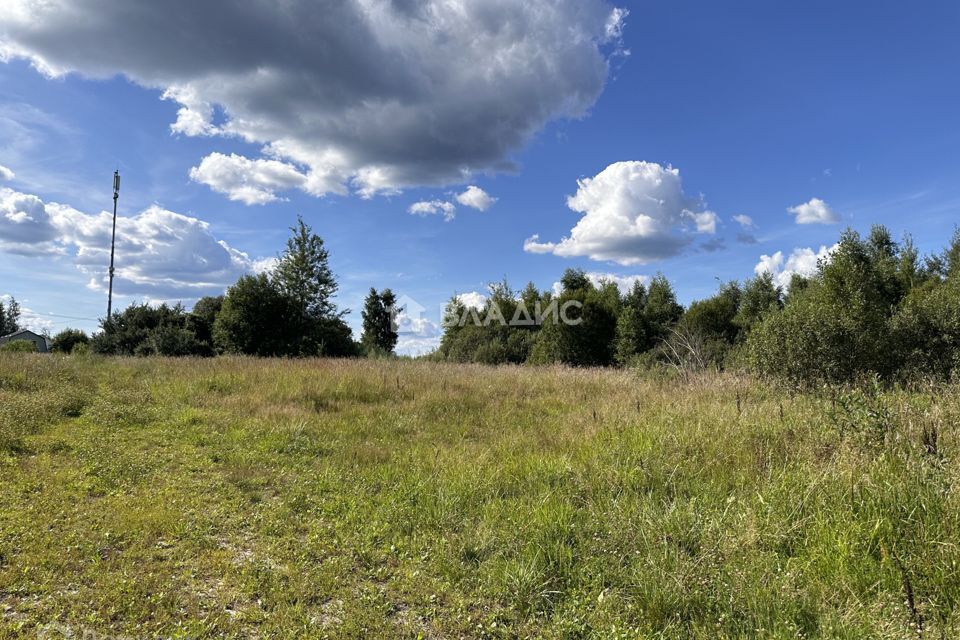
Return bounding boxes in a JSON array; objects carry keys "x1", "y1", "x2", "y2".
[{"x1": 1, "y1": 354, "x2": 958, "y2": 638}]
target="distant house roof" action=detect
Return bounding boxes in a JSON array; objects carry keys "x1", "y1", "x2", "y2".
[
  {"x1": 2, "y1": 329, "x2": 40, "y2": 339},
  {"x1": 0, "y1": 329, "x2": 50, "y2": 349}
]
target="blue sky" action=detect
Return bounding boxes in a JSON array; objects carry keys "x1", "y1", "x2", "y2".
[{"x1": 1, "y1": 0, "x2": 959, "y2": 353}]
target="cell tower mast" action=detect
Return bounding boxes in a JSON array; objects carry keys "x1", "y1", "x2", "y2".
[{"x1": 106, "y1": 170, "x2": 120, "y2": 321}]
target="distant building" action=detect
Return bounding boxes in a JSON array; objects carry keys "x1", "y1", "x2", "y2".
[{"x1": 0, "y1": 330, "x2": 50, "y2": 353}]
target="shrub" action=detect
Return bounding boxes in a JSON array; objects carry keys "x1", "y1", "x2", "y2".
[
  {"x1": 678, "y1": 282, "x2": 740, "y2": 367},
  {"x1": 71, "y1": 342, "x2": 90, "y2": 356},
  {"x1": 92, "y1": 303, "x2": 208, "y2": 357},
  {"x1": 891, "y1": 279, "x2": 960, "y2": 380},
  {"x1": 745, "y1": 228, "x2": 908, "y2": 384},
  {"x1": 50, "y1": 328, "x2": 90, "y2": 354},
  {"x1": 0, "y1": 340, "x2": 38, "y2": 353},
  {"x1": 214, "y1": 274, "x2": 300, "y2": 357}
]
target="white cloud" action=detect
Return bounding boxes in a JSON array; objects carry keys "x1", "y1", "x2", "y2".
[
  {"x1": 395, "y1": 334, "x2": 442, "y2": 356},
  {"x1": 687, "y1": 210, "x2": 718, "y2": 234},
  {"x1": 754, "y1": 244, "x2": 838, "y2": 289},
  {"x1": 408, "y1": 185, "x2": 496, "y2": 220},
  {"x1": 393, "y1": 307, "x2": 443, "y2": 356},
  {"x1": 251, "y1": 257, "x2": 279, "y2": 274},
  {"x1": 0, "y1": 186, "x2": 267, "y2": 301},
  {"x1": 455, "y1": 186, "x2": 497, "y2": 211},
  {"x1": 732, "y1": 214, "x2": 754, "y2": 229},
  {"x1": 1, "y1": 0, "x2": 626, "y2": 200},
  {"x1": 409, "y1": 200, "x2": 456, "y2": 222},
  {"x1": 0, "y1": 164, "x2": 14, "y2": 181},
  {"x1": 788, "y1": 197, "x2": 839, "y2": 225},
  {"x1": 188, "y1": 152, "x2": 309, "y2": 205},
  {"x1": 524, "y1": 161, "x2": 718, "y2": 266},
  {"x1": 162, "y1": 86, "x2": 218, "y2": 137},
  {"x1": 456, "y1": 291, "x2": 488, "y2": 309}
]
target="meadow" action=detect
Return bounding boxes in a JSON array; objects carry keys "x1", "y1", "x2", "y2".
[{"x1": 0, "y1": 354, "x2": 958, "y2": 639}]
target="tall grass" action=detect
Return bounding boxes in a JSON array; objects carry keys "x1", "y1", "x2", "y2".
[{"x1": 0, "y1": 353, "x2": 958, "y2": 638}]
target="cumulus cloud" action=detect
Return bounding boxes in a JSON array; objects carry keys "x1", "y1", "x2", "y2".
[
  {"x1": 393, "y1": 309, "x2": 442, "y2": 355},
  {"x1": 732, "y1": 214, "x2": 754, "y2": 229},
  {"x1": 0, "y1": 164, "x2": 14, "y2": 181},
  {"x1": 754, "y1": 244, "x2": 838, "y2": 289},
  {"x1": 1, "y1": 0, "x2": 626, "y2": 200},
  {"x1": 524, "y1": 161, "x2": 718, "y2": 266},
  {"x1": 788, "y1": 197, "x2": 839, "y2": 225},
  {"x1": 408, "y1": 185, "x2": 496, "y2": 220},
  {"x1": 0, "y1": 186, "x2": 266, "y2": 301},
  {"x1": 455, "y1": 186, "x2": 497, "y2": 211},
  {"x1": 188, "y1": 152, "x2": 308, "y2": 205},
  {"x1": 409, "y1": 200, "x2": 456, "y2": 222},
  {"x1": 456, "y1": 291, "x2": 488, "y2": 309}
]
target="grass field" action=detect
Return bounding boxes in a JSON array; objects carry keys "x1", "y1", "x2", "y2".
[{"x1": 1, "y1": 354, "x2": 958, "y2": 639}]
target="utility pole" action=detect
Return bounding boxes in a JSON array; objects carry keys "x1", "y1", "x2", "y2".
[{"x1": 106, "y1": 170, "x2": 120, "y2": 321}]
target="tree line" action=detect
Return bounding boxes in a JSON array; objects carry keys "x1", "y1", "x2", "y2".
[
  {"x1": 6, "y1": 220, "x2": 959, "y2": 385},
  {"x1": 2, "y1": 217, "x2": 393, "y2": 357},
  {"x1": 433, "y1": 225, "x2": 960, "y2": 384},
  {"x1": 81, "y1": 217, "x2": 398, "y2": 359}
]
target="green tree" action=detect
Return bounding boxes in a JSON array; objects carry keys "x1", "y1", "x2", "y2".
[
  {"x1": 274, "y1": 216, "x2": 339, "y2": 321},
  {"x1": 938, "y1": 227, "x2": 960, "y2": 280},
  {"x1": 50, "y1": 328, "x2": 90, "y2": 354},
  {"x1": 214, "y1": 274, "x2": 298, "y2": 357},
  {"x1": 361, "y1": 288, "x2": 400, "y2": 356},
  {"x1": 530, "y1": 277, "x2": 618, "y2": 367},
  {"x1": 92, "y1": 303, "x2": 205, "y2": 356},
  {"x1": 435, "y1": 282, "x2": 539, "y2": 365},
  {"x1": 643, "y1": 275, "x2": 683, "y2": 346},
  {"x1": 188, "y1": 295, "x2": 223, "y2": 355},
  {"x1": 746, "y1": 227, "x2": 910, "y2": 383},
  {"x1": 733, "y1": 272, "x2": 782, "y2": 337},
  {"x1": 559, "y1": 268, "x2": 591, "y2": 294},
  {"x1": 679, "y1": 282, "x2": 741, "y2": 366},
  {"x1": 614, "y1": 280, "x2": 648, "y2": 364},
  {"x1": 272, "y1": 216, "x2": 352, "y2": 356},
  {"x1": 0, "y1": 297, "x2": 21, "y2": 335},
  {"x1": 892, "y1": 278, "x2": 960, "y2": 379}
]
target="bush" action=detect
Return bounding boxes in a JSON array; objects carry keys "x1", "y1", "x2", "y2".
[
  {"x1": 746, "y1": 229, "x2": 909, "y2": 384},
  {"x1": 891, "y1": 279, "x2": 960, "y2": 380},
  {"x1": 214, "y1": 274, "x2": 358, "y2": 358},
  {"x1": 71, "y1": 342, "x2": 90, "y2": 356},
  {"x1": 92, "y1": 303, "x2": 208, "y2": 357},
  {"x1": 530, "y1": 276, "x2": 619, "y2": 367},
  {"x1": 214, "y1": 274, "x2": 300, "y2": 357},
  {"x1": 435, "y1": 282, "x2": 542, "y2": 365},
  {"x1": 678, "y1": 283, "x2": 740, "y2": 367},
  {"x1": 50, "y1": 328, "x2": 90, "y2": 354},
  {"x1": 0, "y1": 340, "x2": 38, "y2": 353},
  {"x1": 745, "y1": 291, "x2": 861, "y2": 384}
]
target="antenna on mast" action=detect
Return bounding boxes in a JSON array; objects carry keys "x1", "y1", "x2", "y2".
[{"x1": 106, "y1": 170, "x2": 120, "y2": 322}]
